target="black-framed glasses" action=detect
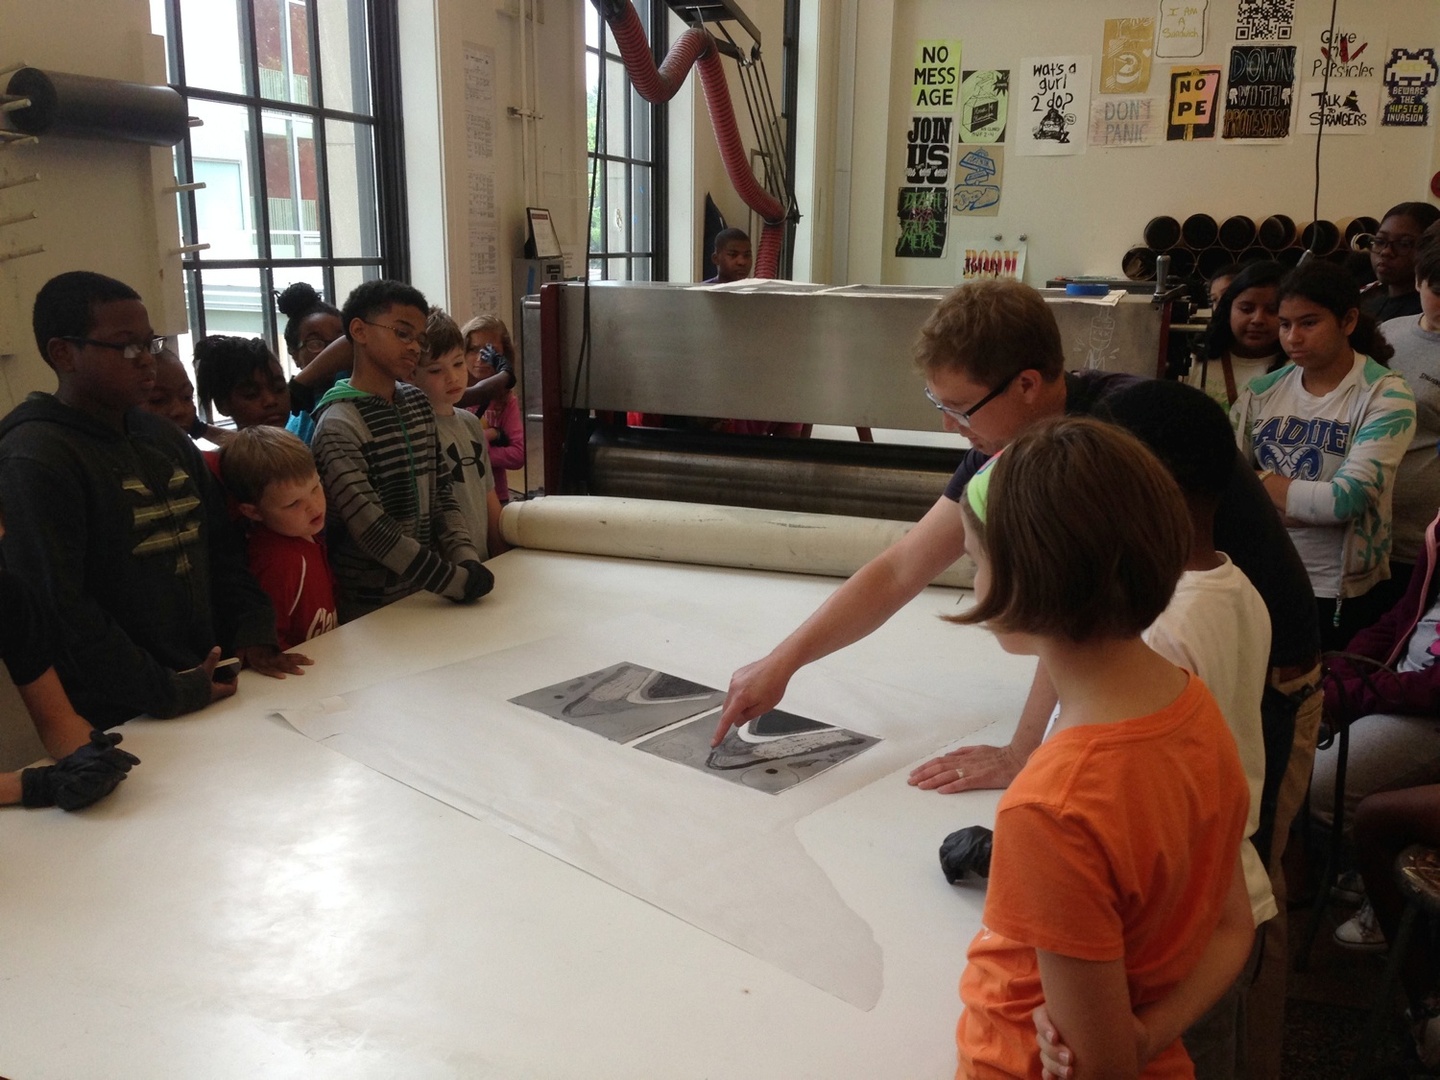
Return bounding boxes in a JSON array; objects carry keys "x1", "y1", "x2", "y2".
[
  {"x1": 925, "y1": 371, "x2": 1019, "y2": 426},
  {"x1": 362, "y1": 320, "x2": 428, "y2": 350},
  {"x1": 1369, "y1": 235, "x2": 1419, "y2": 254},
  {"x1": 63, "y1": 336, "x2": 166, "y2": 361}
]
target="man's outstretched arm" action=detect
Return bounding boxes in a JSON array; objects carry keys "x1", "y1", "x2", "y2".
[{"x1": 713, "y1": 494, "x2": 967, "y2": 745}]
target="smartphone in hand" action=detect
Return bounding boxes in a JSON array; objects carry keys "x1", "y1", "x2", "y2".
[{"x1": 212, "y1": 657, "x2": 242, "y2": 684}]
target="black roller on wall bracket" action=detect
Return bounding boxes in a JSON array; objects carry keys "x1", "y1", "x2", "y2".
[{"x1": 4, "y1": 68, "x2": 189, "y2": 147}]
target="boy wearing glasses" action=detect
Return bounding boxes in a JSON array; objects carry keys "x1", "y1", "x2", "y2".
[
  {"x1": 310, "y1": 280, "x2": 493, "y2": 622},
  {"x1": 0, "y1": 271, "x2": 299, "y2": 727}
]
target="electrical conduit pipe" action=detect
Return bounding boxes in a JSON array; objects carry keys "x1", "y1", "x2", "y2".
[{"x1": 595, "y1": 0, "x2": 787, "y2": 278}]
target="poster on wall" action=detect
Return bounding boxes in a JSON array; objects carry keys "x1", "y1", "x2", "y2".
[
  {"x1": 1234, "y1": 0, "x2": 1293, "y2": 42},
  {"x1": 1100, "y1": 18, "x2": 1155, "y2": 93},
  {"x1": 1167, "y1": 65, "x2": 1221, "y2": 139},
  {"x1": 958, "y1": 70, "x2": 1009, "y2": 143},
  {"x1": 903, "y1": 115, "x2": 953, "y2": 186},
  {"x1": 1156, "y1": 1, "x2": 1207, "y2": 59},
  {"x1": 1015, "y1": 56, "x2": 1092, "y2": 155},
  {"x1": 913, "y1": 39, "x2": 963, "y2": 113},
  {"x1": 1089, "y1": 98, "x2": 1162, "y2": 146},
  {"x1": 1299, "y1": 81, "x2": 1379, "y2": 135},
  {"x1": 959, "y1": 239, "x2": 1027, "y2": 282},
  {"x1": 952, "y1": 146, "x2": 1003, "y2": 216},
  {"x1": 896, "y1": 188, "x2": 948, "y2": 258},
  {"x1": 1309, "y1": 27, "x2": 1380, "y2": 80},
  {"x1": 1382, "y1": 48, "x2": 1438, "y2": 127},
  {"x1": 462, "y1": 42, "x2": 500, "y2": 319},
  {"x1": 1222, "y1": 45, "x2": 1297, "y2": 140}
]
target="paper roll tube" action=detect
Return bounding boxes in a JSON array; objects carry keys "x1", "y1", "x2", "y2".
[{"x1": 499, "y1": 496, "x2": 976, "y2": 588}]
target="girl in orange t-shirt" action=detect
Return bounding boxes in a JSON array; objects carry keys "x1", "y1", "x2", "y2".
[{"x1": 950, "y1": 419, "x2": 1255, "y2": 1080}]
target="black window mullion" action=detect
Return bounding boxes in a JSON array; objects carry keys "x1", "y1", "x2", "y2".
[
  {"x1": 241, "y1": 0, "x2": 275, "y2": 263},
  {"x1": 307, "y1": 0, "x2": 336, "y2": 263},
  {"x1": 260, "y1": 265, "x2": 277, "y2": 350}
]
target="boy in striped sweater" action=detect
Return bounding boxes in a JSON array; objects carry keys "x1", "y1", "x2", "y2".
[{"x1": 311, "y1": 280, "x2": 493, "y2": 622}]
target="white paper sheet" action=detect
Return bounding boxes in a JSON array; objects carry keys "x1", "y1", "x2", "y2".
[{"x1": 279, "y1": 615, "x2": 965, "y2": 1010}]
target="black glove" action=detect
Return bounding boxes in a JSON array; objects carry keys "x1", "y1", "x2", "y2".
[
  {"x1": 479, "y1": 344, "x2": 516, "y2": 388},
  {"x1": 456, "y1": 560, "x2": 495, "y2": 603},
  {"x1": 939, "y1": 825, "x2": 994, "y2": 884},
  {"x1": 20, "y1": 730, "x2": 140, "y2": 811}
]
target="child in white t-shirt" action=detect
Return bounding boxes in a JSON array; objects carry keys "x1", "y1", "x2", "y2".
[{"x1": 1231, "y1": 261, "x2": 1416, "y2": 651}]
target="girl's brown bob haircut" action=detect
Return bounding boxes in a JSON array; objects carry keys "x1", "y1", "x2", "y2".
[{"x1": 951, "y1": 417, "x2": 1191, "y2": 642}]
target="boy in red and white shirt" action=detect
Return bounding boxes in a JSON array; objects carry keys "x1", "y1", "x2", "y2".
[{"x1": 221, "y1": 426, "x2": 337, "y2": 652}]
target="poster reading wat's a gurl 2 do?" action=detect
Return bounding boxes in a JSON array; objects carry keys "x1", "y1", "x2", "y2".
[{"x1": 1016, "y1": 56, "x2": 1092, "y2": 155}]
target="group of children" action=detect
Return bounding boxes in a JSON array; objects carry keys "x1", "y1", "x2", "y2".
[
  {"x1": 8, "y1": 214, "x2": 1440, "y2": 1077},
  {"x1": 0, "y1": 270, "x2": 523, "y2": 810}
]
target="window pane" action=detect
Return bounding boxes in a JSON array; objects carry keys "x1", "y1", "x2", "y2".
[
  {"x1": 586, "y1": 52, "x2": 600, "y2": 154},
  {"x1": 608, "y1": 257, "x2": 631, "y2": 282},
  {"x1": 325, "y1": 119, "x2": 380, "y2": 258},
  {"x1": 605, "y1": 160, "x2": 627, "y2": 254},
  {"x1": 632, "y1": 256, "x2": 651, "y2": 282},
  {"x1": 199, "y1": 268, "x2": 267, "y2": 338},
  {"x1": 606, "y1": 62, "x2": 627, "y2": 160},
  {"x1": 585, "y1": 4, "x2": 600, "y2": 49},
  {"x1": 262, "y1": 110, "x2": 319, "y2": 259},
  {"x1": 332, "y1": 263, "x2": 380, "y2": 308},
  {"x1": 254, "y1": 0, "x2": 314, "y2": 105},
  {"x1": 588, "y1": 256, "x2": 604, "y2": 281},
  {"x1": 630, "y1": 85, "x2": 651, "y2": 160},
  {"x1": 178, "y1": 0, "x2": 249, "y2": 94},
  {"x1": 189, "y1": 99, "x2": 259, "y2": 259},
  {"x1": 316, "y1": 0, "x2": 371, "y2": 114},
  {"x1": 631, "y1": 164, "x2": 651, "y2": 252}
]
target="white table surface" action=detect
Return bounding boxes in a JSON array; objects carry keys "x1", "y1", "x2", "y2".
[{"x1": 0, "y1": 548, "x2": 1031, "y2": 1079}]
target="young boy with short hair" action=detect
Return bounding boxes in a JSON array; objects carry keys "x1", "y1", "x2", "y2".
[
  {"x1": 705, "y1": 227, "x2": 753, "y2": 283},
  {"x1": 410, "y1": 308, "x2": 505, "y2": 558},
  {"x1": 0, "y1": 271, "x2": 303, "y2": 727},
  {"x1": 310, "y1": 279, "x2": 493, "y2": 622},
  {"x1": 220, "y1": 425, "x2": 337, "y2": 651}
]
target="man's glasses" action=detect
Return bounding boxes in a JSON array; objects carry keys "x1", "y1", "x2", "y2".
[
  {"x1": 363, "y1": 320, "x2": 428, "y2": 350},
  {"x1": 1368, "y1": 235, "x2": 1419, "y2": 254},
  {"x1": 924, "y1": 370, "x2": 1019, "y2": 426},
  {"x1": 63, "y1": 336, "x2": 166, "y2": 361}
]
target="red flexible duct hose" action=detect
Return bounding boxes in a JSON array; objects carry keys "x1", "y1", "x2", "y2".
[{"x1": 601, "y1": 1, "x2": 787, "y2": 278}]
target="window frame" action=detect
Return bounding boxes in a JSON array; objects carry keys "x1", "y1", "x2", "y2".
[
  {"x1": 586, "y1": 1, "x2": 668, "y2": 282},
  {"x1": 158, "y1": 0, "x2": 408, "y2": 358}
]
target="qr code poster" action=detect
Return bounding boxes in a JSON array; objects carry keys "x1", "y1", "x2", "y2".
[
  {"x1": 1382, "y1": 48, "x2": 1439, "y2": 128},
  {"x1": 1235, "y1": 0, "x2": 1293, "y2": 42}
]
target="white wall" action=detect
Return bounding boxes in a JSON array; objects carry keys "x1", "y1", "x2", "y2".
[
  {"x1": 403, "y1": 0, "x2": 587, "y2": 324},
  {"x1": 0, "y1": 0, "x2": 185, "y2": 415},
  {"x1": 841, "y1": 0, "x2": 1440, "y2": 286}
]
